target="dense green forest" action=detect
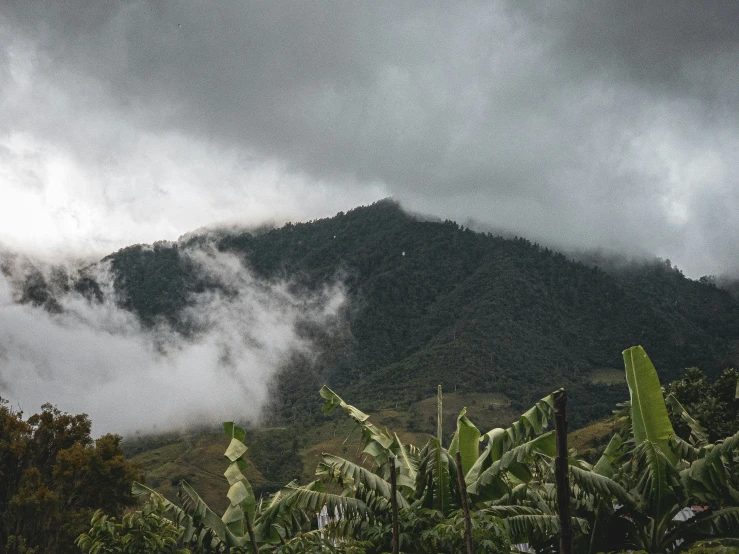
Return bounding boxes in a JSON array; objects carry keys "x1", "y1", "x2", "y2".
[{"x1": 17, "y1": 200, "x2": 739, "y2": 429}]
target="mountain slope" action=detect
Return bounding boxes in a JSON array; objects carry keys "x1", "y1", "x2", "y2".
[{"x1": 14, "y1": 200, "x2": 739, "y2": 427}]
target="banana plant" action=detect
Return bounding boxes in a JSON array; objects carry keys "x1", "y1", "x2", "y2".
[
  {"x1": 573, "y1": 346, "x2": 739, "y2": 553},
  {"x1": 319, "y1": 386, "x2": 418, "y2": 492},
  {"x1": 133, "y1": 422, "x2": 363, "y2": 552},
  {"x1": 132, "y1": 422, "x2": 259, "y2": 551},
  {"x1": 317, "y1": 385, "x2": 588, "y2": 550},
  {"x1": 128, "y1": 346, "x2": 739, "y2": 553},
  {"x1": 319, "y1": 349, "x2": 739, "y2": 553}
]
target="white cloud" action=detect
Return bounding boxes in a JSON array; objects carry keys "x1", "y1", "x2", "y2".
[
  {"x1": 0, "y1": 128, "x2": 386, "y2": 257},
  {"x1": 0, "y1": 247, "x2": 346, "y2": 435}
]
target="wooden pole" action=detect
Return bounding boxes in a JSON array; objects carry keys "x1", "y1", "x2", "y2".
[
  {"x1": 455, "y1": 451, "x2": 474, "y2": 554},
  {"x1": 389, "y1": 457, "x2": 400, "y2": 554},
  {"x1": 554, "y1": 389, "x2": 574, "y2": 554},
  {"x1": 437, "y1": 384, "x2": 443, "y2": 444}
]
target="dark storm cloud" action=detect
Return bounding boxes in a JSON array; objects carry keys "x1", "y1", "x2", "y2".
[
  {"x1": 545, "y1": 2, "x2": 739, "y2": 102},
  {"x1": 2, "y1": 1, "x2": 738, "y2": 275}
]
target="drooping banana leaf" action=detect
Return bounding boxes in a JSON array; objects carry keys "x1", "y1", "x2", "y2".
[
  {"x1": 467, "y1": 430, "x2": 555, "y2": 503},
  {"x1": 179, "y1": 479, "x2": 243, "y2": 547},
  {"x1": 320, "y1": 385, "x2": 396, "y2": 465},
  {"x1": 320, "y1": 385, "x2": 422, "y2": 484},
  {"x1": 466, "y1": 391, "x2": 558, "y2": 486},
  {"x1": 284, "y1": 480, "x2": 372, "y2": 516},
  {"x1": 393, "y1": 433, "x2": 418, "y2": 482},
  {"x1": 631, "y1": 440, "x2": 683, "y2": 523},
  {"x1": 569, "y1": 466, "x2": 636, "y2": 509},
  {"x1": 681, "y1": 429, "x2": 739, "y2": 505},
  {"x1": 317, "y1": 454, "x2": 410, "y2": 509},
  {"x1": 414, "y1": 437, "x2": 458, "y2": 515},
  {"x1": 132, "y1": 482, "x2": 198, "y2": 543},
  {"x1": 501, "y1": 513, "x2": 590, "y2": 545},
  {"x1": 592, "y1": 433, "x2": 628, "y2": 478},
  {"x1": 447, "y1": 407, "x2": 480, "y2": 478},
  {"x1": 669, "y1": 434, "x2": 706, "y2": 463},
  {"x1": 254, "y1": 480, "x2": 372, "y2": 543},
  {"x1": 488, "y1": 481, "x2": 556, "y2": 515},
  {"x1": 623, "y1": 346, "x2": 678, "y2": 465},
  {"x1": 665, "y1": 393, "x2": 709, "y2": 447}
]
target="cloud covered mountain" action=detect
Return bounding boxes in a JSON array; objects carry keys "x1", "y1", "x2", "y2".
[{"x1": 2, "y1": 201, "x2": 739, "y2": 432}]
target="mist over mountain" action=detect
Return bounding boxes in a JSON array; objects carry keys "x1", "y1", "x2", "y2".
[
  {"x1": 0, "y1": 244, "x2": 346, "y2": 434},
  {"x1": 3, "y1": 200, "x2": 739, "y2": 431}
]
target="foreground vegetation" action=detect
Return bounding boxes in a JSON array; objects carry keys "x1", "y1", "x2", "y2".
[
  {"x1": 72, "y1": 346, "x2": 739, "y2": 553},
  {"x1": 2, "y1": 345, "x2": 737, "y2": 552}
]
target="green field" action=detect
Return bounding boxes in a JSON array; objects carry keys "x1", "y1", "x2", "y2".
[{"x1": 589, "y1": 367, "x2": 625, "y2": 385}]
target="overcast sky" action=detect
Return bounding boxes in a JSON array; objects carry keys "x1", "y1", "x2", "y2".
[{"x1": 2, "y1": 1, "x2": 738, "y2": 277}]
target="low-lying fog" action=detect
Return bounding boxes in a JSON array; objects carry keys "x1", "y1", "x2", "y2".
[{"x1": 0, "y1": 245, "x2": 345, "y2": 436}]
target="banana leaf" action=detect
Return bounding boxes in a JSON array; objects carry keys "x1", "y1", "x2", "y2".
[
  {"x1": 623, "y1": 346, "x2": 678, "y2": 465},
  {"x1": 317, "y1": 453, "x2": 409, "y2": 509},
  {"x1": 447, "y1": 407, "x2": 480, "y2": 478}
]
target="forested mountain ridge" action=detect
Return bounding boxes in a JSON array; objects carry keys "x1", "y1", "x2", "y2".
[{"x1": 12, "y1": 200, "x2": 739, "y2": 427}]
